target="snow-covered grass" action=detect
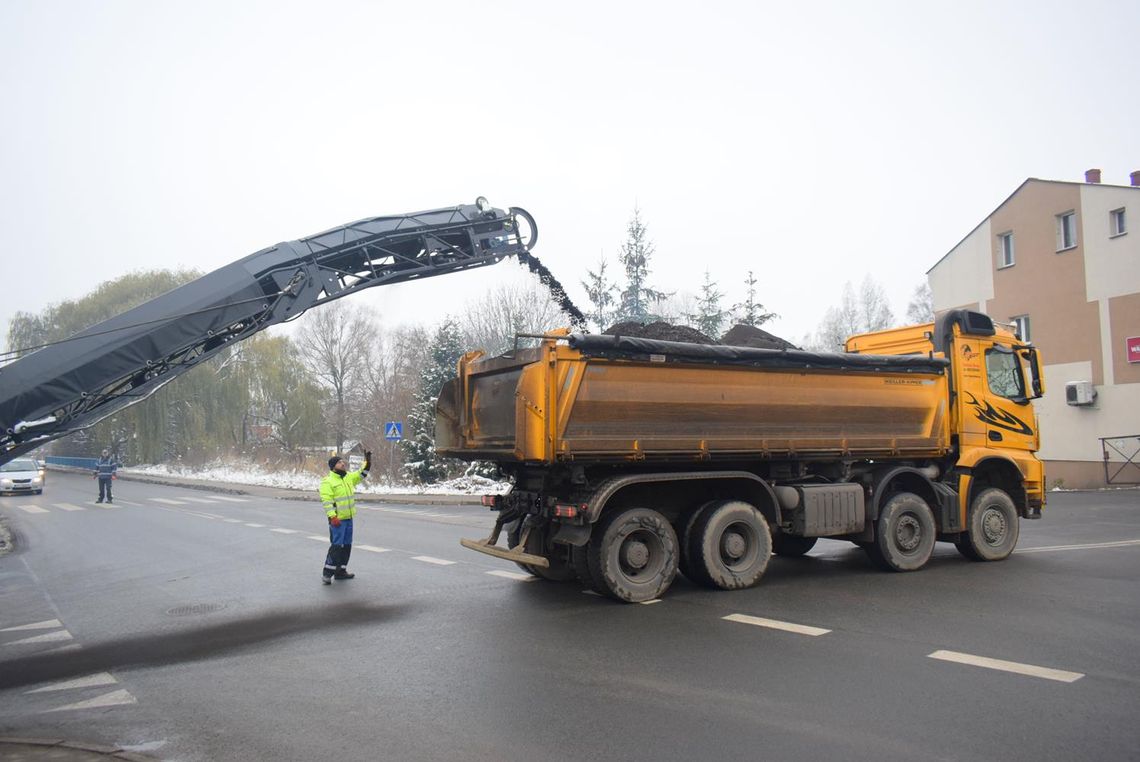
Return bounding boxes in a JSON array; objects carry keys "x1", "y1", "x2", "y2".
[{"x1": 123, "y1": 463, "x2": 512, "y2": 495}]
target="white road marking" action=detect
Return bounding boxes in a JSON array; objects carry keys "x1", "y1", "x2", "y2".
[
  {"x1": 244, "y1": 523, "x2": 265, "y2": 528},
  {"x1": 307, "y1": 535, "x2": 328, "y2": 542},
  {"x1": 485, "y1": 570, "x2": 535, "y2": 581},
  {"x1": 26, "y1": 672, "x2": 118, "y2": 694},
  {"x1": 18, "y1": 505, "x2": 48, "y2": 514},
  {"x1": 1016, "y1": 539, "x2": 1140, "y2": 554},
  {"x1": 5, "y1": 629, "x2": 74, "y2": 646},
  {"x1": 223, "y1": 518, "x2": 244, "y2": 524},
  {"x1": 722, "y1": 613, "x2": 831, "y2": 637},
  {"x1": 211, "y1": 496, "x2": 249, "y2": 503},
  {"x1": 357, "y1": 545, "x2": 391, "y2": 553},
  {"x1": 582, "y1": 590, "x2": 603, "y2": 597},
  {"x1": 115, "y1": 500, "x2": 142, "y2": 506},
  {"x1": 45, "y1": 688, "x2": 137, "y2": 712},
  {"x1": 639, "y1": 599, "x2": 663, "y2": 605},
  {"x1": 1, "y1": 619, "x2": 62, "y2": 632},
  {"x1": 180, "y1": 497, "x2": 219, "y2": 504},
  {"x1": 270, "y1": 528, "x2": 299, "y2": 534},
  {"x1": 149, "y1": 498, "x2": 188, "y2": 505},
  {"x1": 412, "y1": 555, "x2": 456, "y2": 566},
  {"x1": 53, "y1": 503, "x2": 85, "y2": 512},
  {"x1": 928, "y1": 649, "x2": 1084, "y2": 683},
  {"x1": 183, "y1": 512, "x2": 218, "y2": 520}
]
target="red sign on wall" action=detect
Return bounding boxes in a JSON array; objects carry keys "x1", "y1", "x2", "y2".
[{"x1": 1129, "y1": 336, "x2": 1140, "y2": 364}]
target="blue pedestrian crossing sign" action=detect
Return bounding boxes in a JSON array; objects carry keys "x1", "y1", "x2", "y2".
[{"x1": 384, "y1": 422, "x2": 403, "y2": 441}]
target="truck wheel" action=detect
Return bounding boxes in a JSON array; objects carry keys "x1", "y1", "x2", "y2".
[
  {"x1": 864, "y1": 492, "x2": 935, "y2": 572},
  {"x1": 956, "y1": 488, "x2": 1019, "y2": 562},
  {"x1": 508, "y1": 520, "x2": 576, "y2": 582},
  {"x1": 586, "y1": 507, "x2": 678, "y2": 603},
  {"x1": 686, "y1": 500, "x2": 771, "y2": 590},
  {"x1": 571, "y1": 544, "x2": 601, "y2": 590},
  {"x1": 772, "y1": 534, "x2": 817, "y2": 557},
  {"x1": 677, "y1": 501, "x2": 716, "y2": 582}
]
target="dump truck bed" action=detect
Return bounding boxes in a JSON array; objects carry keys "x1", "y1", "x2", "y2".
[{"x1": 436, "y1": 334, "x2": 952, "y2": 465}]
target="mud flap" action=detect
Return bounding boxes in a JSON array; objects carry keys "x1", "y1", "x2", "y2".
[{"x1": 459, "y1": 521, "x2": 550, "y2": 568}]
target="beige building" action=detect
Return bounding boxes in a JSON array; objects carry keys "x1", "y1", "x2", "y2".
[{"x1": 927, "y1": 170, "x2": 1140, "y2": 488}]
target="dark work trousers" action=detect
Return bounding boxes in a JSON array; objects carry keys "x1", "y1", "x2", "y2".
[
  {"x1": 323, "y1": 518, "x2": 354, "y2": 578},
  {"x1": 97, "y1": 477, "x2": 113, "y2": 502}
]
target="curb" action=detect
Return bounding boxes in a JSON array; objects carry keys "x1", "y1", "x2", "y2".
[{"x1": 0, "y1": 737, "x2": 156, "y2": 760}]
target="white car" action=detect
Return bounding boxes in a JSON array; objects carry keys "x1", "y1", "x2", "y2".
[{"x1": 0, "y1": 459, "x2": 44, "y2": 495}]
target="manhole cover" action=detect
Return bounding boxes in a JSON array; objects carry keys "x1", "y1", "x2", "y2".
[{"x1": 166, "y1": 602, "x2": 226, "y2": 617}]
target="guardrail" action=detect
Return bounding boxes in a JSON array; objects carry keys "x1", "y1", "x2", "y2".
[
  {"x1": 44, "y1": 456, "x2": 99, "y2": 470},
  {"x1": 1101, "y1": 435, "x2": 1140, "y2": 485}
]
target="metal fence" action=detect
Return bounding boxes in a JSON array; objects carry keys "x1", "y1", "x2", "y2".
[
  {"x1": 1101, "y1": 435, "x2": 1140, "y2": 485},
  {"x1": 45, "y1": 456, "x2": 100, "y2": 470}
]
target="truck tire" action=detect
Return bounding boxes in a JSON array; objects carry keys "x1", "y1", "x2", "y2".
[
  {"x1": 508, "y1": 520, "x2": 576, "y2": 582},
  {"x1": 677, "y1": 501, "x2": 717, "y2": 582},
  {"x1": 772, "y1": 534, "x2": 817, "y2": 557},
  {"x1": 956, "y1": 488, "x2": 1019, "y2": 562},
  {"x1": 586, "y1": 507, "x2": 679, "y2": 603},
  {"x1": 686, "y1": 500, "x2": 771, "y2": 590},
  {"x1": 571, "y1": 544, "x2": 602, "y2": 591},
  {"x1": 864, "y1": 492, "x2": 936, "y2": 572}
]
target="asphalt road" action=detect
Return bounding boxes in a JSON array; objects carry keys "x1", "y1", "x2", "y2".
[{"x1": 1, "y1": 473, "x2": 1138, "y2": 761}]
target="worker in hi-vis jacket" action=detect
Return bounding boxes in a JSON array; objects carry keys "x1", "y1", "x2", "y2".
[
  {"x1": 93, "y1": 449, "x2": 119, "y2": 504},
  {"x1": 319, "y1": 451, "x2": 370, "y2": 584}
]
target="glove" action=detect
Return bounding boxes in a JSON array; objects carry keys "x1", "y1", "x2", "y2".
[
  {"x1": 365, "y1": 450, "x2": 372, "y2": 461},
  {"x1": 329, "y1": 516, "x2": 341, "y2": 528}
]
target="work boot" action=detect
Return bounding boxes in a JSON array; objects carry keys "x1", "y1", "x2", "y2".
[
  {"x1": 322, "y1": 575, "x2": 333, "y2": 585},
  {"x1": 96, "y1": 499, "x2": 103, "y2": 504},
  {"x1": 106, "y1": 500, "x2": 113, "y2": 504},
  {"x1": 334, "y1": 570, "x2": 355, "y2": 580}
]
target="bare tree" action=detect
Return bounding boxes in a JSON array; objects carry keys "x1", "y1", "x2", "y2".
[
  {"x1": 906, "y1": 281, "x2": 934, "y2": 324},
  {"x1": 295, "y1": 301, "x2": 380, "y2": 453},
  {"x1": 459, "y1": 281, "x2": 566, "y2": 356},
  {"x1": 806, "y1": 276, "x2": 895, "y2": 352}
]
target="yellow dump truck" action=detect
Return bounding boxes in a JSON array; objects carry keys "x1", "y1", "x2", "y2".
[{"x1": 437, "y1": 309, "x2": 1046, "y2": 602}]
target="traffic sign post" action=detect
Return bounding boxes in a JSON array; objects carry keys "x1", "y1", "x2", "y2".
[{"x1": 384, "y1": 422, "x2": 403, "y2": 483}]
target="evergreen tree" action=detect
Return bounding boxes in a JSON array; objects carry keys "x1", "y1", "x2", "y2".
[
  {"x1": 733, "y1": 270, "x2": 777, "y2": 327},
  {"x1": 401, "y1": 319, "x2": 464, "y2": 484},
  {"x1": 580, "y1": 256, "x2": 618, "y2": 332},
  {"x1": 616, "y1": 207, "x2": 669, "y2": 322},
  {"x1": 687, "y1": 270, "x2": 730, "y2": 339}
]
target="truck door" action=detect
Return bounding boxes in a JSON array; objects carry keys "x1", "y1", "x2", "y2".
[{"x1": 960, "y1": 340, "x2": 1036, "y2": 453}]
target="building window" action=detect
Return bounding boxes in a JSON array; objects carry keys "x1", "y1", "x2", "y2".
[
  {"x1": 1011, "y1": 315, "x2": 1030, "y2": 342},
  {"x1": 1110, "y1": 207, "x2": 1127, "y2": 237},
  {"x1": 998, "y1": 232, "x2": 1015, "y2": 267},
  {"x1": 1056, "y1": 211, "x2": 1077, "y2": 251}
]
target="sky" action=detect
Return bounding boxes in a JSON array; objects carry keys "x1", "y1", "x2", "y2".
[{"x1": 2, "y1": 0, "x2": 1138, "y2": 350}]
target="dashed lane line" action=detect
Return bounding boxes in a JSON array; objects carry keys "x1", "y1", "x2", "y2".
[
  {"x1": 26, "y1": 672, "x2": 118, "y2": 694},
  {"x1": 244, "y1": 523, "x2": 266, "y2": 528},
  {"x1": 52, "y1": 503, "x2": 85, "y2": 512},
  {"x1": 723, "y1": 613, "x2": 831, "y2": 637},
  {"x1": 485, "y1": 570, "x2": 536, "y2": 581},
  {"x1": 210, "y1": 496, "x2": 249, "y2": 503},
  {"x1": 357, "y1": 545, "x2": 391, "y2": 553},
  {"x1": 44, "y1": 688, "x2": 137, "y2": 713},
  {"x1": 114, "y1": 499, "x2": 142, "y2": 506},
  {"x1": 149, "y1": 498, "x2": 188, "y2": 505},
  {"x1": 307, "y1": 535, "x2": 327, "y2": 542},
  {"x1": 928, "y1": 649, "x2": 1084, "y2": 683},
  {"x1": 1016, "y1": 538, "x2": 1140, "y2": 554},
  {"x1": 4, "y1": 630, "x2": 74, "y2": 646},
  {"x1": 412, "y1": 556, "x2": 456, "y2": 566},
  {"x1": 179, "y1": 497, "x2": 219, "y2": 504},
  {"x1": 0, "y1": 619, "x2": 62, "y2": 633},
  {"x1": 17, "y1": 505, "x2": 48, "y2": 514},
  {"x1": 270, "y1": 528, "x2": 299, "y2": 535},
  {"x1": 223, "y1": 518, "x2": 244, "y2": 524}
]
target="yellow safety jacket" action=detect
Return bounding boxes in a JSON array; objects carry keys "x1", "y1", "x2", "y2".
[{"x1": 319, "y1": 469, "x2": 365, "y2": 520}]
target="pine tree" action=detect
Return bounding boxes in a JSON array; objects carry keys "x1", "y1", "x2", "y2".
[
  {"x1": 616, "y1": 207, "x2": 669, "y2": 322},
  {"x1": 733, "y1": 271, "x2": 777, "y2": 327},
  {"x1": 687, "y1": 270, "x2": 730, "y2": 339},
  {"x1": 581, "y1": 256, "x2": 618, "y2": 332},
  {"x1": 401, "y1": 320, "x2": 464, "y2": 484}
]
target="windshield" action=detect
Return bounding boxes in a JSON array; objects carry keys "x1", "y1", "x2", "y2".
[
  {"x1": 986, "y1": 347, "x2": 1026, "y2": 400},
  {"x1": 0, "y1": 460, "x2": 37, "y2": 472}
]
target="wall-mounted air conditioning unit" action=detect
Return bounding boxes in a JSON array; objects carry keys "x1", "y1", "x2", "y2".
[{"x1": 1065, "y1": 381, "x2": 1097, "y2": 406}]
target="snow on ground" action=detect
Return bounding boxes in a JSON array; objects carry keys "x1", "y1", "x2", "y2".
[{"x1": 124, "y1": 463, "x2": 512, "y2": 496}]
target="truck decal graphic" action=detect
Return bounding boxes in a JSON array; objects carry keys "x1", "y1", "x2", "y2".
[{"x1": 964, "y1": 392, "x2": 1033, "y2": 436}]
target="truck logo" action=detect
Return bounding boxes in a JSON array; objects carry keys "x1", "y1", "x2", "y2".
[
  {"x1": 961, "y1": 344, "x2": 975, "y2": 361},
  {"x1": 964, "y1": 392, "x2": 1033, "y2": 436}
]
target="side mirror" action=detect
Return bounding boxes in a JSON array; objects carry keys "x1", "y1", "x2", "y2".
[{"x1": 1020, "y1": 348, "x2": 1044, "y2": 399}]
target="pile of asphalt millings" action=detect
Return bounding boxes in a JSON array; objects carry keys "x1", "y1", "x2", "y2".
[{"x1": 604, "y1": 320, "x2": 799, "y2": 350}]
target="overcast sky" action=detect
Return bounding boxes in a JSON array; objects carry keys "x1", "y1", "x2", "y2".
[{"x1": 2, "y1": 0, "x2": 1137, "y2": 349}]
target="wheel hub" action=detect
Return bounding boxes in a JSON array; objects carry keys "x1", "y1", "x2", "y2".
[
  {"x1": 895, "y1": 515, "x2": 921, "y2": 552},
  {"x1": 981, "y1": 507, "x2": 1007, "y2": 545},
  {"x1": 721, "y1": 531, "x2": 747, "y2": 560},
  {"x1": 623, "y1": 539, "x2": 650, "y2": 569}
]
